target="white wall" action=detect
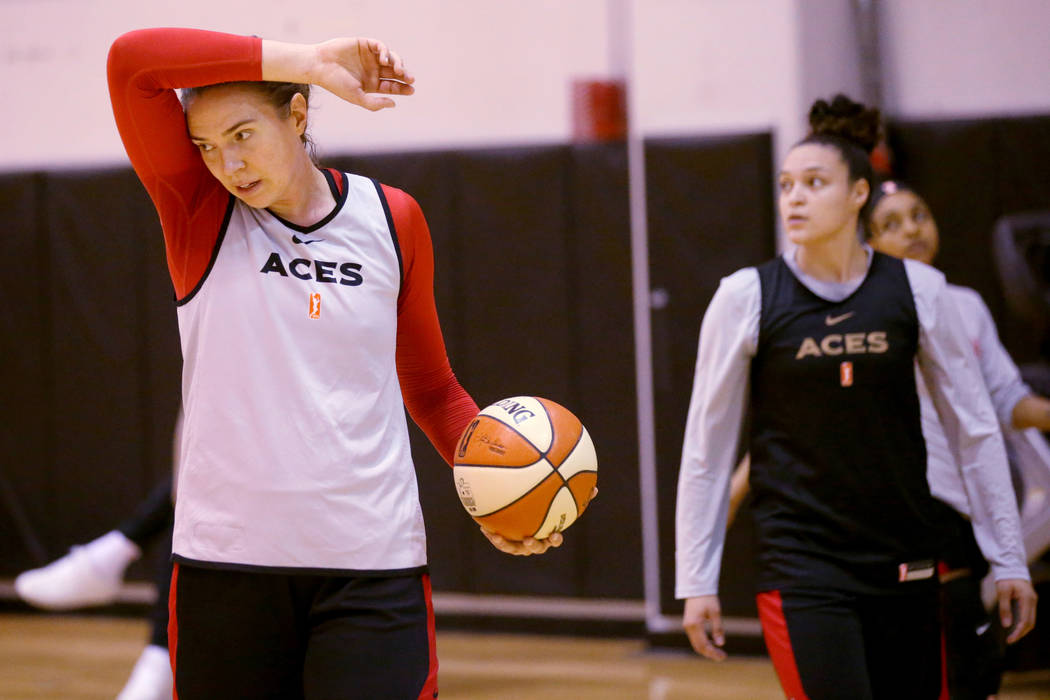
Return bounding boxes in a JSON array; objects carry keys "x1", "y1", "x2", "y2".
[
  {"x1": 1, "y1": 0, "x2": 1046, "y2": 171},
  {"x1": 0, "y1": 0, "x2": 611, "y2": 170},
  {"x1": 631, "y1": 0, "x2": 799, "y2": 141},
  {"x1": 879, "y1": 0, "x2": 1050, "y2": 119}
]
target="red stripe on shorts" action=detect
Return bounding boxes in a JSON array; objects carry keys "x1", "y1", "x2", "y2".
[
  {"x1": 417, "y1": 573, "x2": 439, "y2": 700},
  {"x1": 168, "y1": 562, "x2": 179, "y2": 700},
  {"x1": 757, "y1": 590, "x2": 810, "y2": 700}
]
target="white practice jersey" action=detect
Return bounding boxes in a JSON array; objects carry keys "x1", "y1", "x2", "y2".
[
  {"x1": 920, "y1": 284, "x2": 1050, "y2": 562},
  {"x1": 173, "y1": 173, "x2": 425, "y2": 572}
]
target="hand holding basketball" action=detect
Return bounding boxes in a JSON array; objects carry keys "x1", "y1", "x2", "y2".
[
  {"x1": 454, "y1": 396, "x2": 598, "y2": 548},
  {"x1": 479, "y1": 527, "x2": 564, "y2": 556}
]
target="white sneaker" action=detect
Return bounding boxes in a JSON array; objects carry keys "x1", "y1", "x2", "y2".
[
  {"x1": 14, "y1": 530, "x2": 140, "y2": 610},
  {"x1": 116, "y1": 645, "x2": 172, "y2": 700}
]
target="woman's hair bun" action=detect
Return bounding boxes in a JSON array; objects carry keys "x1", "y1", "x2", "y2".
[{"x1": 807, "y1": 94, "x2": 882, "y2": 154}]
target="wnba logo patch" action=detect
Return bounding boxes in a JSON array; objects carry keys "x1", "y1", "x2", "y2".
[
  {"x1": 840, "y1": 361, "x2": 853, "y2": 387},
  {"x1": 309, "y1": 292, "x2": 322, "y2": 319}
]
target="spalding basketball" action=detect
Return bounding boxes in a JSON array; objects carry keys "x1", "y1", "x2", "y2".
[{"x1": 453, "y1": 396, "x2": 597, "y2": 541}]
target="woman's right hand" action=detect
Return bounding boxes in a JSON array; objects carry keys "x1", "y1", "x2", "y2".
[
  {"x1": 312, "y1": 37, "x2": 415, "y2": 111},
  {"x1": 263, "y1": 37, "x2": 414, "y2": 112},
  {"x1": 479, "y1": 526, "x2": 563, "y2": 556},
  {"x1": 683, "y1": 595, "x2": 728, "y2": 661}
]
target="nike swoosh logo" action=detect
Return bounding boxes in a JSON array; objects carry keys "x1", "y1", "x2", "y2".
[
  {"x1": 292, "y1": 234, "x2": 323, "y2": 245},
  {"x1": 825, "y1": 311, "x2": 855, "y2": 326}
]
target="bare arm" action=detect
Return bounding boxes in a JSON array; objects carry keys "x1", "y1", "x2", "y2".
[
  {"x1": 1012, "y1": 394, "x2": 1050, "y2": 432},
  {"x1": 262, "y1": 38, "x2": 414, "y2": 111},
  {"x1": 726, "y1": 454, "x2": 751, "y2": 530}
]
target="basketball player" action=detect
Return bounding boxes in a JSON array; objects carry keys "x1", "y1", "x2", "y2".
[
  {"x1": 16, "y1": 415, "x2": 184, "y2": 699},
  {"x1": 867, "y1": 180, "x2": 1050, "y2": 699},
  {"x1": 107, "y1": 27, "x2": 559, "y2": 698},
  {"x1": 724, "y1": 181, "x2": 1050, "y2": 699},
  {"x1": 675, "y1": 95, "x2": 1036, "y2": 699}
]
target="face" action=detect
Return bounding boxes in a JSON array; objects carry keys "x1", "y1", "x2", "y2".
[
  {"x1": 777, "y1": 143, "x2": 869, "y2": 246},
  {"x1": 185, "y1": 85, "x2": 309, "y2": 209},
  {"x1": 868, "y1": 190, "x2": 939, "y2": 265}
]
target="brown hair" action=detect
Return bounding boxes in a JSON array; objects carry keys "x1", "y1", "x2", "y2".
[{"x1": 796, "y1": 94, "x2": 882, "y2": 227}]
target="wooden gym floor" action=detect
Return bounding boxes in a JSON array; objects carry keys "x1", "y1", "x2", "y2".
[{"x1": 2, "y1": 613, "x2": 1049, "y2": 699}]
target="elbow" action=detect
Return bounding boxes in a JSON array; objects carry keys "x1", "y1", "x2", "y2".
[
  {"x1": 106, "y1": 31, "x2": 141, "y2": 83},
  {"x1": 107, "y1": 29, "x2": 158, "y2": 78},
  {"x1": 107, "y1": 30, "x2": 139, "y2": 63}
]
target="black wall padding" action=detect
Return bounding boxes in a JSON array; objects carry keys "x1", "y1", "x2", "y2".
[
  {"x1": 565, "y1": 143, "x2": 641, "y2": 598},
  {"x1": 335, "y1": 144, "x2": 645, "y2": 598},
  {"x1": 886, "y1": 115, "x2": 1050, "y2": 364},
  {"x1": 645, "y1": 134, "x2": 776, "y2": 619},
  {"x1": 0, "y1": 174, "x2": 51, "y2": 566},
  {"x1": 0, "y1": 169, "x2": 181, "y2": 579},
  {"x1": 445, "y1": 145, "x2": 585, "y2": 596},
  {"x1": 45, "y1": 170, "x2": 167, "y2": 545}
]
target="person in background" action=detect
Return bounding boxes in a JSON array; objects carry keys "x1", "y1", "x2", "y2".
[
  {"x1": 15, "y1": 478, "x2": 174, "y2": 700},
  {"x1": 868, "y1": 179, "x2": 1050, "y2": 699},
  {"x1": 676, "y1": 94, "x2": 1035, "y2": 699},
  {"x1": 15, "y1": 415, "x2": 183, "y2": 700},
  {"x1": 720, "y1": 175, "x2": 1050, "y2": 700}
]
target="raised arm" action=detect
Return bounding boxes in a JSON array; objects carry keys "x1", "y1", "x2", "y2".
[
  {"x1": 263, "y1": 38, "x2": 413, "y2": 111},
  {"x1": 108, "y1": 29, "x2": 260, "y2": 197},
  {"x1": 108, "y1": 28, "x2": 414, "y2": 298},
  {"x1": 108, "y1": 29, "x2": 413, "y2": 188},
  {"x1": 108, "y1": 29, "x2": 263, "y2": 297}
]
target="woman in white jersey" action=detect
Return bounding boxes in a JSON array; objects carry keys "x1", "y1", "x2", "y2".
[
  {"x1": 108, "y1": 27, "x2": 558, "y2": 699},
  {"x1": 868, "y1": 180, "x2": 1050, "y2": 699},
  {"x1": 675, "y1": 95, "x2": 1036, "y2": 699}
]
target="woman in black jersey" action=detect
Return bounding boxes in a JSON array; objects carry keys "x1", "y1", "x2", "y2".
[{"x1": 674, "y1": 95, "x2": 1036, "y2": 699}]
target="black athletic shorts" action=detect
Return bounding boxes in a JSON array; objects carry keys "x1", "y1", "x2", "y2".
[
  {"x1": 169, "y1": 563, "x2": 438, "y2": 699},
  {"x1": 757, "y1": 585, "x2": 945, "y2": 700},
  {"x1": 938, "y1": 569, "x2": 1004, "y2": 699}
]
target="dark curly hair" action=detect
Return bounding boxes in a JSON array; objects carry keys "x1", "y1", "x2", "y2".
[
  {"x1": 796, "y1": 94, "x2": 883, "y2": 224},
  {"x1": 180, "y1": 81, "x2": 318, "y2": 164}
]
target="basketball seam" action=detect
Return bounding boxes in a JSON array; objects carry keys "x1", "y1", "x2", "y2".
[
  {"x1": 535, "y1": 398, "x2": 582, "y2": 480},
  {"x1": 454, "y1": 461, "x2": 539, "y2": 469},
  {"x1": 552, "y1": 428, "x2": 585, "y2": 481},
  {"x1": 535, "y1": 398, "x2": 557, "y2": 463},
  {"x1": 468, "y1": 465, "x2": 557, "y2": 517},
  {"x1": 531, "y1": 484, "x2": 574, "y2": 538}
]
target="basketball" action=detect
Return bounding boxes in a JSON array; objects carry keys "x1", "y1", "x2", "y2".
[{"x1": 453, "y1": 396, "x2": 598, "y2": 541}]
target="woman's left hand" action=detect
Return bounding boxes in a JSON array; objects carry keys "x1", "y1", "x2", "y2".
[
  {"x1": 480, "y1": 527, "x2": 563, "y2": 556},
  {"x1": 997, "y1": 578, "x2": 1038, "y2": 644}
]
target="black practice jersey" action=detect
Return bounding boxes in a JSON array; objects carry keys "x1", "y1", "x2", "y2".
[{"x1": 749, "y1": 252, "x2": 955, "y2": 593}]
